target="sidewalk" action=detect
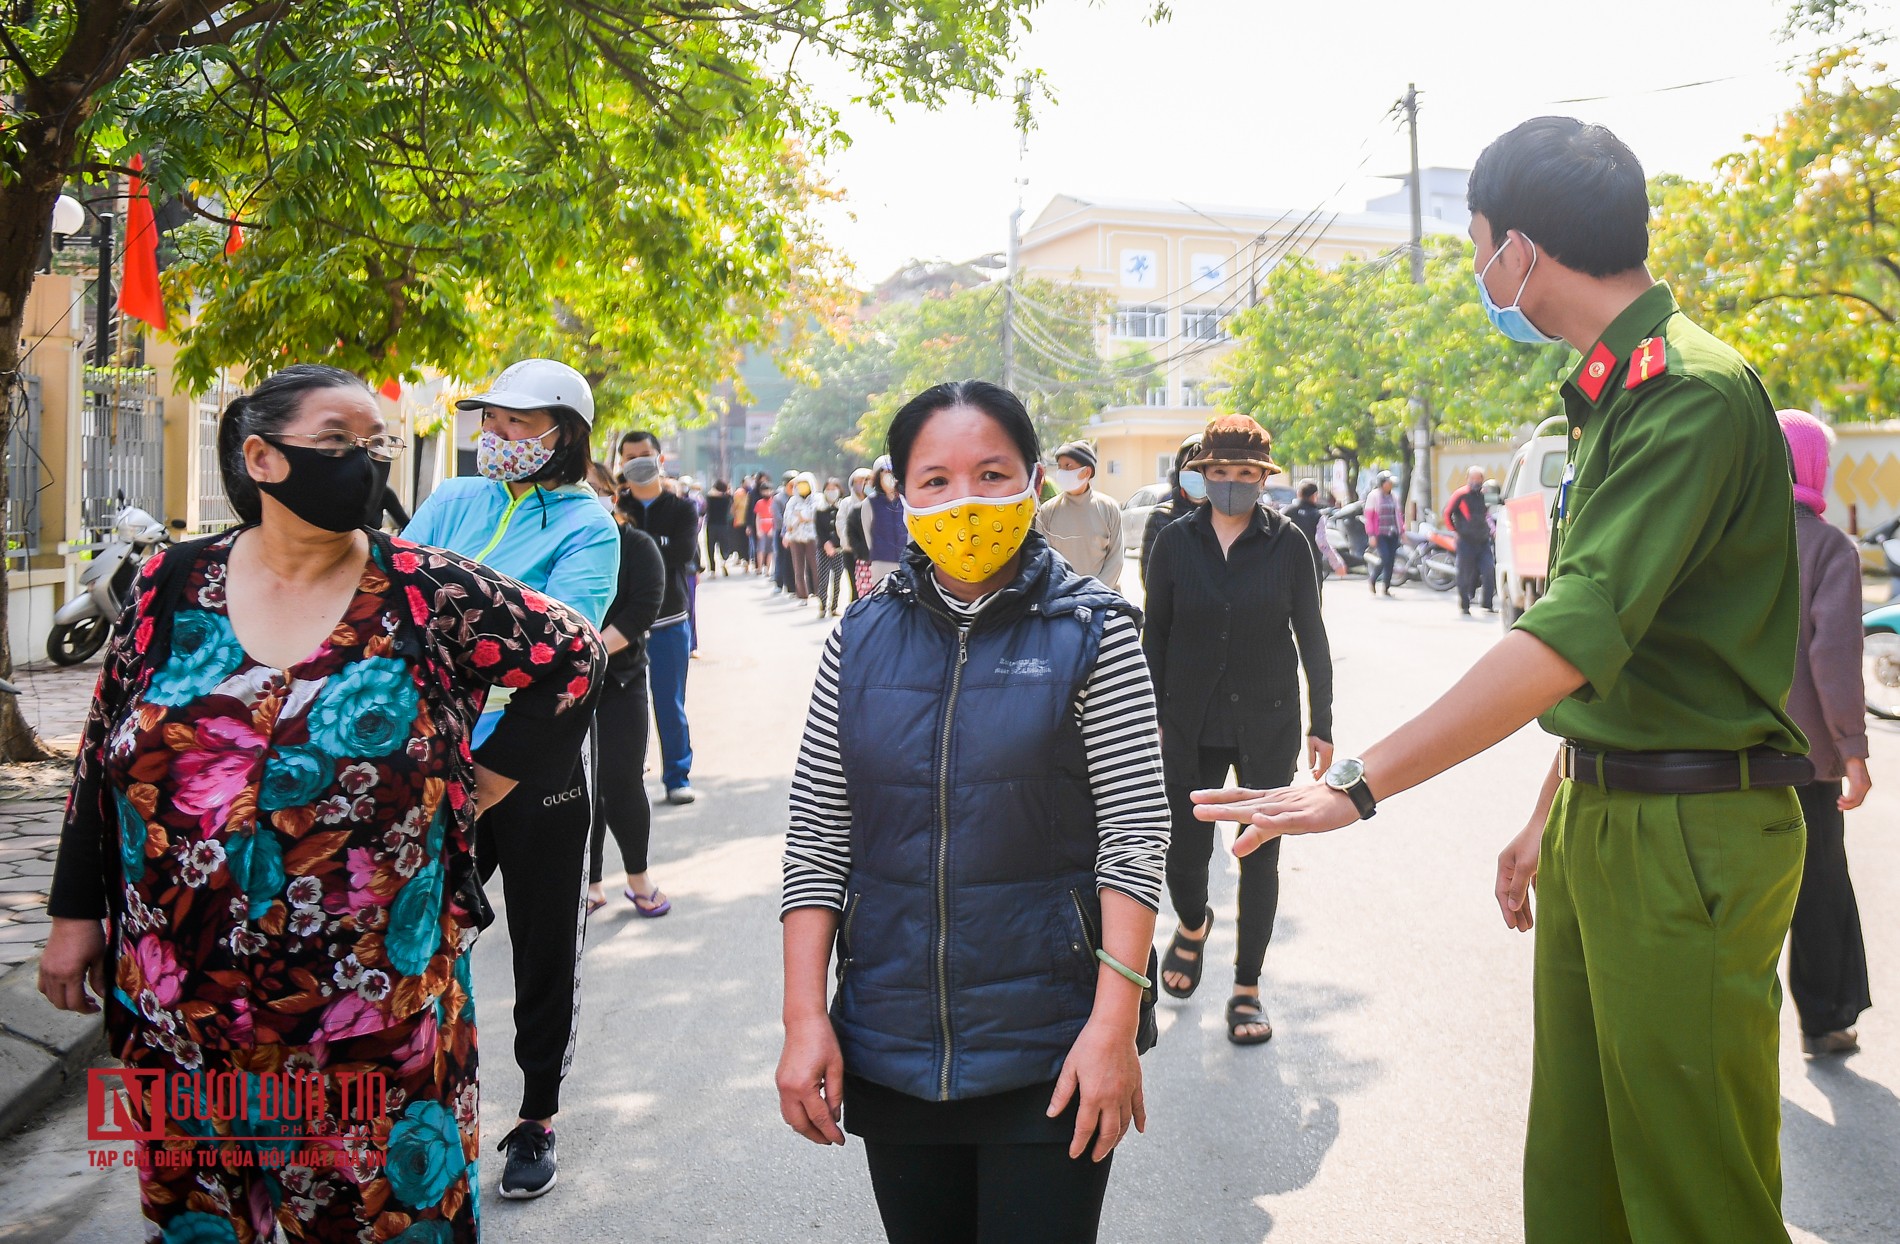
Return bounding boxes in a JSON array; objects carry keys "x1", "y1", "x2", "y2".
[{"x1": 0, "y1": 657, "x2": 106, "y2": 1137}]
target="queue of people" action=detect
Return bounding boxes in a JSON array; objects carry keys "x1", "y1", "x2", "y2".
[{"x1": 34, "y1": 111, "x2": 1882, "y2": 1244}]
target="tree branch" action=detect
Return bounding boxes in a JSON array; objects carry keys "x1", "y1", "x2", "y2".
[
  {"x1": 1750, "y1": 288, "x2": 1896, "y2": 323},
  {"x1": 0, "y1": 24, "x2": 44, "y2": 86},
  {"x1": 163, "y1": 1, "x2": 293, "y2": 50}
]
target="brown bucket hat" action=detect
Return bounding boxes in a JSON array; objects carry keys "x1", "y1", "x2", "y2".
[{"x1": 1186, "y1": 414, "x2": 1282, "y2": 474}]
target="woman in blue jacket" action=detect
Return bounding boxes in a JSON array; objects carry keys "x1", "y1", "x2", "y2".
[
  {"x1": 404, "y1": 358, "x2": 619, "y2": 1203},
  {"x1": 777, "y1": 381, "x2": 1169, "y2": 1243}
]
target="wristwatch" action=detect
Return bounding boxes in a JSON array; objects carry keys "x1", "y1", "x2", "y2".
[{"x1": 1323, "y1": 756, "x2": 1378, "y2": 820}]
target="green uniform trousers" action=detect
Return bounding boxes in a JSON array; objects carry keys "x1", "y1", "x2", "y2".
[{"x1": 1525, "y1": 780, "x2": 1805, "y2": 1244}]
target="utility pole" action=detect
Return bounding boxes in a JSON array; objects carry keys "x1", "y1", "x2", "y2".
[
  {"x1": 94, "y1": 210, "x2": 116, "y2": 369},
  {"x1": 1401, "y1": 83, "x2": 1433, "y2": 518},
  {"x1": 1001, "y1": 73, "x2": 1029, "y2": 394}
]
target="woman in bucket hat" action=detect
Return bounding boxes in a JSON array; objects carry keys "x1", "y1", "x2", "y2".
[{"x1": 1140, "y1": 414, "x2": 1334, "y2": 1044}]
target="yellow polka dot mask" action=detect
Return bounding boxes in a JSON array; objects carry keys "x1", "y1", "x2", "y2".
[{"x1": 903, "y1": 486, "x2": 1039, "y2": 584}]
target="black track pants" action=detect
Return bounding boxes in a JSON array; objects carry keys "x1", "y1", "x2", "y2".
[{"x1": 476, "y1": 754, "x2": 591, "y2": 1120}]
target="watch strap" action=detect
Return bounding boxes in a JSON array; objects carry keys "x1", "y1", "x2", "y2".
[{"x1": 1344, "y1": 778, "x2": 1377, "y2": 820}]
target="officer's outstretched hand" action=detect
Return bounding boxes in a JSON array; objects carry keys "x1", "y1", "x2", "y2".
[
  {"x1": 1192, "y1": 783, "x2": 1357, "y2": 857},
  {"x1": 1494, "y1": 822, "x2": 1540, "y2": 932}
]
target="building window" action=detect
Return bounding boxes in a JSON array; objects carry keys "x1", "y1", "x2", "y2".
[
  {"x1": 1179, "y1": 307, "x2": 1229, "y2": 342},
  {"x1": 1112, "y1": 304, "x2": 1168, "y2": 339},
  {"x1": 1144, "y1": 386, "x2": 1168, "y2": 407},
  {"x1": 1156, "y1": 453, "x2": 1174, "y2": 481},
  {"x1": 1106, "y1": 459, "x2": 1122, "y2": 476},
  {"x1": 1181, "y1": 381, "x2": 1212, "y2": 409}
]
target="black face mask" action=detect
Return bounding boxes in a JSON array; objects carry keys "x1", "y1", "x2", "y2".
[{"x1": 257, "y1": 439, "x2": 376, "y2": 533}]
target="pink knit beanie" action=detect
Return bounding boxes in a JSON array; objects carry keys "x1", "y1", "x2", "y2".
[{"x1": 1777, "y1": 409, "x2": 1831, "y2": 516}]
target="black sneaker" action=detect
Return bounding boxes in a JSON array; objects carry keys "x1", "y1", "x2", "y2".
[{"x1": 497, "y1": 1121, "x2": 557, "y2": 1199}]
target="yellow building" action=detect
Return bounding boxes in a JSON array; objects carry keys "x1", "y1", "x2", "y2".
[{"x1": 1017, "y1": 191, "x2": 1462, "y2": 502}]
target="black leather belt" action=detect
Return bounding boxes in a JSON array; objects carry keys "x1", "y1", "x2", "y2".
[{"x1": 1559, "y1": 744, "x2": 1813, "y2": 795}]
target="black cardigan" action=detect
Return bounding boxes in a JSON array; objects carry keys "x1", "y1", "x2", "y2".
[
  {"x1": 1141, "y1": 504, "x2": 1334, "y2": 780},
  {"x1": 602, "y1": 524, "x2": 667, "y2": 684}
]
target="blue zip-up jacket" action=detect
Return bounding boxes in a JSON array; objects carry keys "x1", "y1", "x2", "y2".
[
  {"x1": 831, "y1": 532, "x2": 1137, "y2": 1101},
  {"x1": 405, "y1": 476, "x2": 619, "y2": 746}
]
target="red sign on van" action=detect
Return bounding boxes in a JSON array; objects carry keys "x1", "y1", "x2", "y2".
[{"x1": 1506, "y1": 494, "x2": 1550, "y2": 579}]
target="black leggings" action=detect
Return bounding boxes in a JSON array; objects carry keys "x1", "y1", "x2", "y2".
[
  {"x1": 1165, "y1": 745, "x2": 1289, "y2": 988},
  {"x1": 476, "y1": 753, "x2": 592, "y2": 1120},
  {"x1": 589, "y1": 673, "x2": 653, "y2": 881},
  {"x1": 863, "y1": 1140, "x2": 1113, "y2": 1244},
  {"x1": 1789, "y1": 779, "x2": 1872, "y2": 1036}
]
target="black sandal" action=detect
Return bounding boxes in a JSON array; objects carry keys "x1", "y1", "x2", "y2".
[
  {"x1": 1226, "y1": 994, "x2": 1273, "y2": 1046},
  {"x1": 1160, "y1": 905, "x2": 1213, "y2": 999}
]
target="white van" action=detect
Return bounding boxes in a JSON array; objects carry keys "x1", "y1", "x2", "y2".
[{"x1": 1494, "y1": 415, "x2": 1570, "y2": 627}]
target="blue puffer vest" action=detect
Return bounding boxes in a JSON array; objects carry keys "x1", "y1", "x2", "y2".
[{"x1": 830, "y1": 531, "x2": 1139, "y2": 1102}]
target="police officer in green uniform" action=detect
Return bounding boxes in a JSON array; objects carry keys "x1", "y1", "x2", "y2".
[{"x1": 1191, "y1": 116, "x2": 1809, "y2": 1244}]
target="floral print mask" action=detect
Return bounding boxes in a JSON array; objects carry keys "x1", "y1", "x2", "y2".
[{"x1": 475, "y1": 427, "x2": 557, "y2": 482}]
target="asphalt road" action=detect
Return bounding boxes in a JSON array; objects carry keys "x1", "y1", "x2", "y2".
[{"x1": 3, "y1": 568, "x2": 1895, "y2": 1243}]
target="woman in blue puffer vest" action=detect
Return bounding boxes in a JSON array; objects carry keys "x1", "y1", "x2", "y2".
[{"x1": 777, "y1": 380, "x2": 1171, "y2": 1244}]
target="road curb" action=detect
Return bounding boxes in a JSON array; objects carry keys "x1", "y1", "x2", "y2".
[{"x1": 0, "y1": 954, "x2": 105, "y2": 1139}]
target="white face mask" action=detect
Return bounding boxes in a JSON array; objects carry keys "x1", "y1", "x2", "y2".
[
  {"x1": 597, "y1": 494, "x2": 618, "y2": 515},
  {"x1": 1053, "y1": 467, "x2": 1088, "y2": 493}
]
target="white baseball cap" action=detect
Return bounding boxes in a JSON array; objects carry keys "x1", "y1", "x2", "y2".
[{"x1": 456, "y1": 358, "x2": 595, "y2": 426}]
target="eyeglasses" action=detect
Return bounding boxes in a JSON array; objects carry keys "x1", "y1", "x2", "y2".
[{"x1": 269, "y1": 431, "x2": 407, "y2": 461}]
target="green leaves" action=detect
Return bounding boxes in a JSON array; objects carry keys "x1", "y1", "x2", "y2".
[
  {"x1": 1221, "y1": 239, "x2": 1566, "y2": 463},
  {"x1": 1649, "y1": 51, "x2": 1899, "y2": 419},
  {"x1": 5, "y1": 0, "x2": 1054, "y2": 429}
]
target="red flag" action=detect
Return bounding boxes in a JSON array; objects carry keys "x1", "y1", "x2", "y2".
[
  {"x1": 224, "y1": 223, "x2": 244, "y2": 256},
  {"x1": 379, "y1": 378, "x2": 403, "y2": 401},
  {"x1": 119, "y1": 154, "x2": 167, "y2": 330}
]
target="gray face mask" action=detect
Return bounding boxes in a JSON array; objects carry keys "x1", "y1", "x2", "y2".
[
  {"x1": 1205, "y1": 478, "x2": 1264, "y2": 517},
  {"x1": 623, "y1": 456, "x2": 663, "y2": 485}
]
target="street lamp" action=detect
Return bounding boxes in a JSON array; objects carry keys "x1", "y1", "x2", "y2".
[{"x1": 49, "y1": 195, "x2": 84, "y2": 238}]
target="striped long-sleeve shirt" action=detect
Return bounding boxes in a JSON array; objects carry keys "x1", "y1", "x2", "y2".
[{"x1": 781, "y1": 590, "x2": 1170, "y2": 916}]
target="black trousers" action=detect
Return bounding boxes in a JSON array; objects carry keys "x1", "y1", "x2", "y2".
[
  {"x1": 819, "y1": 550, "x2": 850, "y2": 612},
  {"x1": 863, "y1": 1140, "x2": 1113, "y2": 1244},
  {"x1": 775, "y1": 536, "x2": 796, "y2": 590},
  {"x1": 476, "y1": 754, "x2": 592, "y2": 1120},
  {"x1": 1789, "y1": 779, "x2": 1873, "y2": 1035},
  {"x1": 1164, "y1": 744, "x2": 1291, "y2": 988},
  {"x1": 1456, "y1": 538, "x2": 1495, "y2": 611},
  {"x1": 589, "y1": 673, "x2": 653, "y2": 881}
]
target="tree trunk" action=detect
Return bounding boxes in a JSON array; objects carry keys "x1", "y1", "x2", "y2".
[{"x1": 0, "y1": 17, "x2": 117, "y2": 762}]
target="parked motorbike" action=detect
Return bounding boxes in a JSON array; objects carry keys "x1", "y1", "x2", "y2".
[
  {"x1": 1322, "y1": 502, "x2": 1369, "y2": 575},
  {"x1": 1864, "y1": 599, "x2": 1900, "y2": 719},
  {"x1": 46, "y1": 505, "x2": 171, "y2": 666},
  {"x1": 1410, "y1": 522, "x2": 1458, "y2": 593}
]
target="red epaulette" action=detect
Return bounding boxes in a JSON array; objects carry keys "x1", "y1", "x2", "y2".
[{"x1": 1625, "y1": 337, "x2": 1667, "y2": 389}]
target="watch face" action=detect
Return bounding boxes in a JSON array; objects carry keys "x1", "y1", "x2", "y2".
[{"x1": 1326, "y1": 757, "x2": 1364, "y2": 790}]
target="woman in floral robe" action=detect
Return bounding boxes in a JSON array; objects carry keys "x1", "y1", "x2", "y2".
[{"x1": 41, "y1": 365, "x2": 604, "y2": 1244}]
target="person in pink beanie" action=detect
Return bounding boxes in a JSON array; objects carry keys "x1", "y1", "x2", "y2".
[{"x1": 1777, "y1": 408, "x2": 1874, "y2": 1057}]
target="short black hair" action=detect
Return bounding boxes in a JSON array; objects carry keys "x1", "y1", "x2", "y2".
[
  {"x1": 520, "y1": 408, "x2": 593, "y2": 489},
  {"x1": 1299, "y1": 480, "x2": 1319, "y2": 499},
  {"x1": 218, "y1": 364, "x2": 373, "y2": 524},
  {"x1": 622, "y1": 430, "x2": 661, "y2": 453},
  {"x1": 1468, "y1": 117, "x2": 1649, "y2": 277},
  {"x1": 886, "y1": 380, "x2": 1040, "y2": 489}
]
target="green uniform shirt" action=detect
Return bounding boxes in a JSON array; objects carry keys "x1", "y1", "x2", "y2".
[{"x1": 1513, "y1": 282, "x2": 1807, "y2": 756}]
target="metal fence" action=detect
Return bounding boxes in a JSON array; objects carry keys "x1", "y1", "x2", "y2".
[
  {"x1": 80, "y1": 367, "x2": 164, "y2": 546},
  {"x1": 196, "y1": 373, "x2": 243, "y2": 530},
  {"x1": 4, "y1": 373, "x2": 44, "y2": 566}
]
